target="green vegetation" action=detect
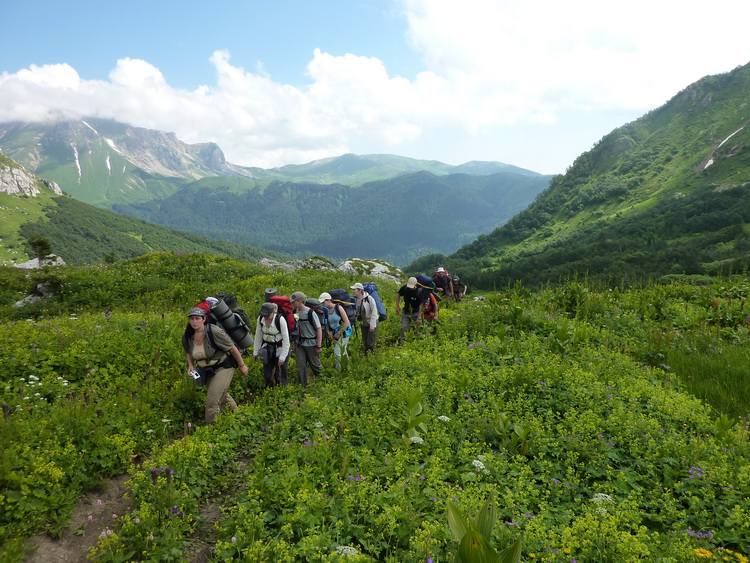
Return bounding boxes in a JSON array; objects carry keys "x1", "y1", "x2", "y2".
[
  {"x1": 114, "y1": 171, "x2": 549, "y2": 266},
  {"x1": 15, "y1": 195, "x2": 288, "y2": 265},
  {"x1": 1, "y1": 253, "x2": 750, "y2": 561}
]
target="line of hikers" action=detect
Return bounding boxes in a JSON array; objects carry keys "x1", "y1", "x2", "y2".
[{"x1": 182, "y1": 269, "x2": 467, "y2": 424}]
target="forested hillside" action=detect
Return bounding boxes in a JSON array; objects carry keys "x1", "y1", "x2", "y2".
[
  {"x1": 17, "y1": 195, "x2": 288, "y2": 264},
  {"x1": 114, "y1": 170, "x2": 549, "y2": 266},
  {"x1": 427, "y1": 61, "x2": 750, "y2": 288}
]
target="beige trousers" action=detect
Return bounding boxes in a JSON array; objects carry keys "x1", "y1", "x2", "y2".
[{"x1": 204, "y1": 366, "x2": 237, "y2": 425}]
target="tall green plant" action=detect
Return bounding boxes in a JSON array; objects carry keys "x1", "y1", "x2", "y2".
[{"x1": 446, "y1": 491, "x2": 521, "y2": 563}]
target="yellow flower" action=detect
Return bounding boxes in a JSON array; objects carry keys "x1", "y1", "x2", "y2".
[
  {"x1": 563, "y1": 548, "x2": 571, "y2": 555},
  {"x1": 694, "y1": 547, "x2": 714, "y2": 559},
  {"x1": 528, "y1": 554, "x2": 536, "y2": 559}
]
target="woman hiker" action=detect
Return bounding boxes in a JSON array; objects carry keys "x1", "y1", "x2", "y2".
[{"x1": 182, "y1": 307, "x2": 248, "y2": 425}]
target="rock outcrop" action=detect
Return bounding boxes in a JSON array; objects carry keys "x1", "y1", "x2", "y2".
[
  {"x1": 0, "y1": 165, "x2": 63, "y2": 197},
  {"x1": 259, "y1": 257, "x2": 403, "y2": 284}
]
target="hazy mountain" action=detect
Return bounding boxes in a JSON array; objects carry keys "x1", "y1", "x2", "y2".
[
  {"x1": 0, "y1": 152, "x2": 286, "y2": 265},
  {"x1": 427, "y1": 60, "x2": 750, "y2": 287}
]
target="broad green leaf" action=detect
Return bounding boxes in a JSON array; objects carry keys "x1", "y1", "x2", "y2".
[
  {"x1": 474, "y1": 490, "x2": 497, "y2": 539},
  {"x1": 458, "y1": 529, "x2": 500, "y2": 563},
  {"x1": 446, "y1": 502, "x2": 471, "y2": 541},
  {"x1": 498, "y1": 539, "x2": 522, "y2": 563}
]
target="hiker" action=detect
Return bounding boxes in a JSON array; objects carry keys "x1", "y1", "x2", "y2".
[
  {"x1": 351, "y1": 282, "x2": 379, "y2": 356},
  {"x1": 182, "y1": 307, "x2": 248, "y2": 425},
  {"x1": 291, "y1": 291, "x2": 323, "y2": 386},
  {"x1": 395, "y1": 277, "x2": 427, "y2": 343},
  {"x1": 452, "y1": 276, "x2": 468, "y2": 303},
  {"x1": 433, "y1": 267, "x2": 453, "y2": 303},
  {"x1": 252, "y1": 302, "x2": 290, "y2": 387},
  {"x1": 319, "y1": 292, "x2": 351, "y2": 370},
  {"x1": 423, "y1": 290, "x2": 440, "y2": 328}
]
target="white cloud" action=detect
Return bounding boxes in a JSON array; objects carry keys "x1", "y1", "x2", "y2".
[{"x1": 1, "y1": 1, "x2": 749, "y2": 173}]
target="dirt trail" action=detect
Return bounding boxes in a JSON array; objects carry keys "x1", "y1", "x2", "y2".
[{"x1": 25, "y1": 474, "x2": 131, "y2": 562}]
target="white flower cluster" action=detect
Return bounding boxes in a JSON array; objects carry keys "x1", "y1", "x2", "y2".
[
  {"x1": 592, "y1": 492, "x2": 613, "y2": 514},
  {"x1": 410, "y1": 436, "x2": 424, "y2": 444},
  {"x1": 335, "y1": 545, "x2": 359, "y2": 557},
  {"x1": 437, "y1": 415, "x2": 451, "y2": 422},
  {"x1": 472, "y1": 459, "x2": 485, "y2": 470}
]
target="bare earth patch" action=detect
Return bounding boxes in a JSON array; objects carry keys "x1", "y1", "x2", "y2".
[{"x1": 25, "y1": 474, "x2": 132, "y2": 563}]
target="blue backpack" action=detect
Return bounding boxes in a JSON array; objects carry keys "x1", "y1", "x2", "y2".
[{"x1": 362, "y1": 282, "x2": 387, "y2": 322}]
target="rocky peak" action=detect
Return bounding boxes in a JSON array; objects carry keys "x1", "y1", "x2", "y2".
[{"x1": 0, "y1": 160, "x2": 63, "y2": 197}]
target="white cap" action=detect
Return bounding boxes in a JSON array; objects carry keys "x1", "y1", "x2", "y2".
[{"x1": 319, "y1": 292, "x2": 332, "y2": 301}]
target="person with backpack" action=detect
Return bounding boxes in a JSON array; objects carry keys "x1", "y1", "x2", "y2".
[
  {"x1": 291, "y1": 291, "x2": 323, "y2": 386},
  {"x1": 395, "y1": 277, "x2": 428, "y2": 343},
  {"x1": 452, "y1": 276, "x2": 468, "y2": 303},
  {"x1": 182, "y1": 307, "x2": 248, "y2": 425},
  {"x1": 252, "y1": 302, "x2": 290, "y2": 387},
  {"x1": 319, "y1": 292, "x2": 351, "y2": 370},
  {"x1": 433, "y1": 267, "x2": 453, "y2": 304},
  {"x1": 351, "y1": 282, "x2": 378, "y2": 356}
]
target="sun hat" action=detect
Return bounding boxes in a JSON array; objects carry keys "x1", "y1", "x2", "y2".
[
  {"x1": 350, "y1": 282, "x2": 364, "y2": 291},
  {"x1": 259, "y1": 302, "x2": 276, "y2": 318},
  {"x1": 437, "y1": 267, "x2": 445, "y2": 273},
  {"x1": 188, "y1": 307, "x2": 207, "y2": 318},
  {"x1": 290, "y1": 291, "x2": 307, "y2": 302},
  {"x1": 319, "y1": 292, "x2": 332, "y2": 301},
  {"x1": 406, "y1": 277, "x2": 417, "y2": 288}
]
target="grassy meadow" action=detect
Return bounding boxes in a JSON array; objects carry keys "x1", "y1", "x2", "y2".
[{"x1": 1, "y1": 253, "x2": 750, "y2": 562}]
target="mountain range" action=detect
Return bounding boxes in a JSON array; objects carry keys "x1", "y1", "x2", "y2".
[
  {"x1": 4, "y1": 59, "x2": 750, "y2": 284},
  {"x1": 0, "y1": 119, "x2": 551, "y2": 266}
]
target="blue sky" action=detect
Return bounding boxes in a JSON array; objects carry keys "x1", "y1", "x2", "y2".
[{"x1": 1, "y1": 0, "x2": 749, "y2": 174}]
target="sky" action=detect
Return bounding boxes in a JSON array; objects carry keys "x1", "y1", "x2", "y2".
[{"x1": 1, "y1": 1, "x2": 749, "y2": 175}]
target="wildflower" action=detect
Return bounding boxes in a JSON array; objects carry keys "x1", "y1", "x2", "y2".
[
  {"x1": 694, "y1": 547, "x2": 714, "y2": 559},
  {"x1": 112, "y1": 513, "x2": 118, "y2": 519},
  {"x1": 171, "y1": 505, "x2": 180, "y2": 515},
  {"x1": 87, "y1": 515, "x2": 93, "y2": 521},
  {"x1": 231, "y1": 536, "x2": 237, "y2": 543},
  {"x1": 97, "y1": 499, "x2": 103, "y2": 506},
  {"x1": 315, "y1": 421, "x2": 323, "y2": 428},
  {"x1": 161, "y1": 418, "x2": 171, "y2": 423},
  {"x1": 592, "y1": 492, "x2": 613, "y2": 515},
  {"x1": 135, "y1": 518, "x2": 140, "y2": 524},
  {"x1": 335, "y1": 545, "x2": 359, "y2": 556},
  {"x1": 149, "y1": 534, "x2": 154, "y2": 541},
  {"x1": 410, "y1": 436, "x2": 424, "y2": 444},
  {"x1": 437, "y1": 415, "x2": 451, "y2": 422},
  {"x1": 472, "y1": 459, "x2": 485, "y2": 470}
]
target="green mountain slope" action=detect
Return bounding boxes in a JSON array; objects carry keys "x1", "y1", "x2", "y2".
[
  {"x1": 437, "y1": 61, "x2": 750, "y2": 287},
  {"x1": 114, "y1": 170, "x2": 550, "y2": 266},
  {"x1": 17, "y1": 195, "x2": 288, "y2": 265},
  {"x1": 1, "y1": 152, "x2": 287, "y2": 265},
  {"x1": 0, "y1": 118, "x2": 254, "y2": 207}
]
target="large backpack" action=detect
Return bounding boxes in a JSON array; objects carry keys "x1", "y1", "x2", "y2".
[
  {"x1": 423, "y1": 292, "x2": 439, "y2": 320},
  {"x1": 209, "y1": 298, "x2": 254, "y2": 351},
  {"x1": 329, "y1": 288, "x2": 357, "y2": 326},
  {"x1": 362, "y1": 282, "x2": 387, "y2": 322},
  {"x1": 194, "y1": 295, "x2": 253, "y2": 352},
  {"x1": 416, "y1": 273, "x2": 436, "y2": 291},
  {"x1": 269, "y1": 295, "x2": 299, "y2": 342},
  {"x1": 305, "y1": 298, "x2": 329, "y2": 343}
]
